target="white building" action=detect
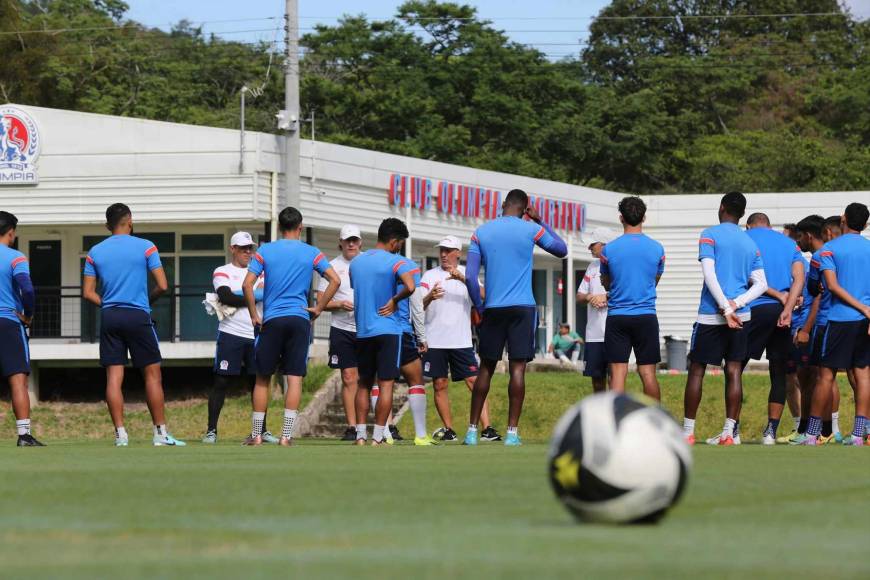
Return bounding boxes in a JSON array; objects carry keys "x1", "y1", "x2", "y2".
[{"x1": 1, "y1": 104, "x2": 866, "y2": 398}]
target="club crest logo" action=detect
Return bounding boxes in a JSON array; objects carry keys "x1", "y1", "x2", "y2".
[
  {"x1": 0, "y1": 105, "x2": 40, "y2": 185},
  {"x1": 219, "y1": 360, "x2": 229, "y2": 370},
  {"x1": 331, "y1": 355, "x2": 338, "y2": 365}
]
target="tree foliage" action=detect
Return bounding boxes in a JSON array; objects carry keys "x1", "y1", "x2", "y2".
[{"x1": 1, "y1": 0, "x2": 868, "y2": 193}]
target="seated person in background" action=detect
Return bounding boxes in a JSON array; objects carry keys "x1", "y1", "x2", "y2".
[{"x1": 549, "y1": 323, "x2": 584, "y2": 365}]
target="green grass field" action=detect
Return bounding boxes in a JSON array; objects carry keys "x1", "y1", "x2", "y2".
[{"x1": 1, "y1": 372, "x2": 868, "y2": 578}]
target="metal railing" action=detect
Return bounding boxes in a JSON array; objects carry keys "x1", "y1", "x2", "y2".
[{"x1": 31, "y1": 285, "x2": 333, "y2": 343}]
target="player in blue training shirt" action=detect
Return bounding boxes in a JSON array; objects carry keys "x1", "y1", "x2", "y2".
[
  {"x1": 82, "y1": 203, "x2": 183, "y2": 446},
  {"x1": 463, "y1": 189, "x2": 568, "y2": 446},
  {"x1": 800, "y1": 203, "x2": 870, "y2": 446},
  {"x1": 682, "y1": 192, "x2": 768, "y2": 446},
  {"x1": 243, "y1": 207, "x2": 340, "y2": 446},
  {"x1": 0, "y1": 212, "x2": 43, "y2": 446},
  {"x1": 743, "y1": 213, "x2": 805, "y2": 445},
  {"x1": 349, "y1": 218, "x2": 417, "y2": 445},
  {"x1": 599, "y1": 196, "x2": 665, "y2": 400}
]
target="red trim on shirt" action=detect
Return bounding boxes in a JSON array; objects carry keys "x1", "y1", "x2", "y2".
[
  {"x1": 313, "y1": 252, "x2": 325, "y2": 266},
  {"x1": 534, "y1": 227, "x2": 545, "y2": 241},
  {"x1": 699, "y1": 238, "x2": 714, "y2": 245},
  {"x1": 254, "y1": 253, "x2": 264, "y2": 264},
  {"x1": 407, "y1": 268, "x2": 420, "y2": 276},
  {"x1": 471, "y1": 234, "x2": 479, "y2": 243},
  {"x1": 85, "y1": 256, "x2": 95, "y2": 265},
  {"x1": 144, "y1": 245, "x2": 158, "y2": 258},
  {"x1": 660, "y1": 254, "x2": 666, "y2": 262},
  {"x1": 213, "y1": 272, "x2": 229, "y2": 279},
  {"x1": 392, "y1": 260, "x2": 406, "y2": 273},
  {"x1": 810, "y1": 260, "x2": 820, "y2": 268},
  {"x1": 420, "y1": 282, "x2": 430, "y2": 290},
  {"x1": 11, "y1": 256, "x2": 27, "y2": 269},
  {"x1": 599, "y1": 254, "x2": 609, "y2": 264},
  {"x1": 820, "y1": 250, "x2": 833, "y2": 257},
  {"x1": 583, "y1": 275, "x2": 590, "y2": 282}
]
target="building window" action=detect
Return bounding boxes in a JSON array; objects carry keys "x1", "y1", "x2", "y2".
[{"x1": 182, "y1": 234, "x2": 225, "y2": 251}]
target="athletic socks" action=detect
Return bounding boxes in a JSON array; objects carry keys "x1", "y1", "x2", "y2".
[
  {"x1": 793, "y1": 416, "x2": 801, "y2": 432},
  {"x1": 851, "y1": 416, "x2": 867, "y2": 439},
  {"x1": 763, "y1": 418, "x2": 780, "y2": 438},
  {"x1": 733, "y1": 421, "x2": 740, "y2": 438},
  {"x1": 251, "y1": 411, "x2": 265, "y2": 438},
  {"x1": 15, "y1": 419, "x2": 30, "y2": 436},
  {"x1": 723, "y1": 418, "x2": 736, "y2": 438},
  {"x1": 682, "y1": 418, "x2": 695, "y2": 436},
  {"x1": 807, "y1": 416, "x2": 822, "y2": 437},
  {"x1": 832, "y1": 411, "x2": 840, "y2": 435},
  {"x1": 822, "y1": 420, "x2": 833, "y2": 437},
  {"x1": 115, "y1": 426, "x2": 128, "y2": 440},
  {"x1": 371, "y1": 386, "x2": 380, "y2": 411},
  {"x1": 408, "y1": 384, "x2": 427, "y2": 439},
  {"x1": 798, "y1": 417, "x2": 808, "y2": 434},
  {"x1": 153, "y1": 424, "x2": 168, "y2": 438},
  {"x1": 355, "y1": 424, "x2": 367, "y2": 441},
  {"x1": 507, "y1": 426, "x2": 518, "y2": 436},
  {"x1": 281, "y1": 409, "x2": 298, "y2": 440},
  {"x1": 372, "y1": 424, "x2": 386, "y2": 443},
  {"x1": 467, "y1": 424, "x2": 478, "y2": 435}
]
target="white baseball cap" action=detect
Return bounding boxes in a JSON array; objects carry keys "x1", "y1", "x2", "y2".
[
  {"x1": 230, "y1": 231, "x2": 255, "y2": 247},
  {"x1": 434, "y1": 235, "x2": 462, "y2": 250},
  {"x1": 582, "y1": 227, "x2": 614, "y2": 247},
  {"x1": 340, "y1": 224, "x2": 361, "y2": 240}
]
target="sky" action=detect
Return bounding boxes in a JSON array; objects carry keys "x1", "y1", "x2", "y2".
[{"x1": 125, "y1": 0, "x2": 870, "y2": 59}]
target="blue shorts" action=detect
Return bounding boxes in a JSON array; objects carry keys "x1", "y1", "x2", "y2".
[
  {"x1": 478, "y1": 306, "x2": 537, "y2": 362},
  {"x1": 254, "y1": 315, "x2": 311, "y2": 377},
  {"x1": 746, "y1": 303, "x2": 791, "y2": 362},
  {"x1": 688, "y1": 322, "x2": 748, "y2": 367},
  {"x1": 214, "y1": 331, "x2": 255, "y2": 376},
  {"x1": 809, "y1": 324, "x2": 826, "y2": 367},
  {"x1": 356, "y1": 334, "x2": 401, "y2": 382},
  {"x1": 604, "y1": 314, "x2": 661, "y2": 365},
  {"x1": 423, "y1": 347, "x2": 478, "y2": 381},
  {"x1": 328, "y1": 326, "x2": 358, "y2": 370},
  {"x1": 100, "y1": 307, "x2": 162, "y2": 368},
  {"x1": 0, "y1": 318, "x2": 30, "y2": 377},
  {"x1": 582, "y1": 342, "x2": 607, "y2": 378},
  {"x1": 820, "y1": 320, "x2": 870, "y2": 370},
  {"x1": 400, "y1": 332, "x2": 420, "y2": 366}
]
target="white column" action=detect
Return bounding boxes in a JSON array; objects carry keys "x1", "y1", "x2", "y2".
[
  {"x1": 565, "y1": 231, "x2": 575, "y2": 330},
  {"x1": 27, "y1": 363, "x2": 39, "y2": 407},
  {"x1": 545, "y1": 268, "x2": 553, "y2": 357}
]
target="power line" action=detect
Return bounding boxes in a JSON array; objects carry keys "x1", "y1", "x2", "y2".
[{"x1": 299, "y1": 12, "x2": 848, "y2": 21}]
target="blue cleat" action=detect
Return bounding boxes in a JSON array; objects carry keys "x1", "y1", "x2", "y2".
[
  {"x1": 504, "y1": 432, "x2": 522, "y2": 447},
  {"x1": 153, "y1": 433, "x2": 187, "y2": 446},
  {"x1": 462, "y1": 430, "x2": 478, "y2": 446}
]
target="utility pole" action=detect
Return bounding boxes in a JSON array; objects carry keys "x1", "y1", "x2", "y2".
[{"x1": 282, "y1": 0, "x2": 300, "y2": 208}]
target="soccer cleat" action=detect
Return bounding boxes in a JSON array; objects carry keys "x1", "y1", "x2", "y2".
[
  {"x1": 835, "y1": 432, "x2": 844, "y2": 444},
  {"x1": 261, "y1": 431, "x2": 280, "y2": 444},
  {"x1": 817, "y1": 433, "x2": 834, "y2": 445},
  {"x1": 201, "y1": 430, "x2": 217, "y2": 444},
  {"x1": 788, "y1": 433, "x2": 810, "y2": 445},
  {"x1": 440, "y1": 428, "x2": 459, "y2": 442},
  {"x1": 354, "y1": 438, "x2": 366, "y2": 446},
  {"x1": 762, "y1": 434, "x2": 776, "y2": 446},
  {"x1": 278, "y1": 437, "x2": 293, "y2": 447},
  {"x1": 481, "y1": 426, "x2": 503, "y2": 442},
  {"x1": 414, "y1": 436, "x2": 438, "y2": 446},
  {"x1": 389, "y1": 425, "x2": 403, "y2": 441},
  {"x1": 777, "y1": 430, "x2": 800, "y2": 444},
  {"x1": 841, "y1": 435, "x2": 864, "y2": 446},
  {"x1": 732, "y1": 433, "x2": 742, "y2": 445},
  {"x1": 371, "y1": 438, "x2": 386, "y2": 447},
  {"x1": 797, "y1": 435, "x2": 818, "y2": 446},
  {"x1": 153, "y1": 433, "x2": 186, "y2": 446},
  {"x1": 706, "y1": 434, "x2": 734, "y2": 446},
  {"x1": 431, "y1": 427, "x2": 447, "y2": 441},
  {"x1": 242, "y1": 435, "x2": 263, "y2": 446},
  {"x1": 114, "y1": 437, "x2": 129, "y2": 447},
  {"x1": 685, "y1": 434, "x2": 696, "y2": 446},
  {"x1": 341, "y1": 426, "x2": 357, "y2": 441},
  {"x1": 462, "y1": 430, "x2": 478, "y2": 446},
  {"x1": 504, "y1": 432, "x2": 522, "y2": 446},
  {"x1": 16, "y1": 434, "x2": 45, "y2": 447}
]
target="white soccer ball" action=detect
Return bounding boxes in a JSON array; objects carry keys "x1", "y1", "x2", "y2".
[{"x1": 548, "y1": 391, "x2": 691, "y2": 524}]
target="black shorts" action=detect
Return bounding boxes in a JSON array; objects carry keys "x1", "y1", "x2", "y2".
[
  {"x1": 328, "y1": 326, "x2": 358, "y2": 370},
  {"x1": 401, "y1": 332, "x2": 420, "y2": 366},
  {"x1": 100, "y1": 307, "x2": 162, "y2": 368},
  {"x1": 820, "y1": 320, "x2": 870, "y2": 370},
  {"x1": 745, "y1": 303, "x2": 791, "y2": 361},
  {"x1": 356, "y1": 334, "x2": 401, "y2": 382},
  {"x1": 582, "y1": 342, "x2": 607, "y2": 378},
  {"x1": 786, "y1": 339, "x2": 811, "y2": 374},
  {"x1": 254, "y1": 315, "x2": 311, "y2": 377},
  {"x1": 478, "y1": 306, "x2": 537, "y2": 362},
  {"x1": 214, "y1": 331, "x2": 255, "y2": 376},
  {"x1": 809, "y1": 324, "x2": 826, "y2": 367},
  {"x1": 0, "y1": 318, "x2": 30, "y2": 377},
  {"x1": 423, "y1": 347, "x2": 479, "y2": 381},
  {"x1": 604, "y1": 314, "x2": 661, "y2": 366},
  {"x1": 688, "y1": 322, "x2": 748, "y2": 367}
]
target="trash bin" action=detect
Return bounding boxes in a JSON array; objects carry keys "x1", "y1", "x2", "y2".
[{"x1": 664, "y1": 335, "x2": 688, "y2": 371}]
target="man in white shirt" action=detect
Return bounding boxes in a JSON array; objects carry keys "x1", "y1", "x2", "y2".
[
  {"x1": 577, "y1": 227, "x2": 612, "y2": 393},
  {"x1": 317, "y1": 224, "x2": 362, "y2": 441},
  {"x1": 203, "y1": 232, "x2": 275, "y2": 443},
  {"x1": 421, "y1": 235, "x2": 501, "y2": 443}
]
